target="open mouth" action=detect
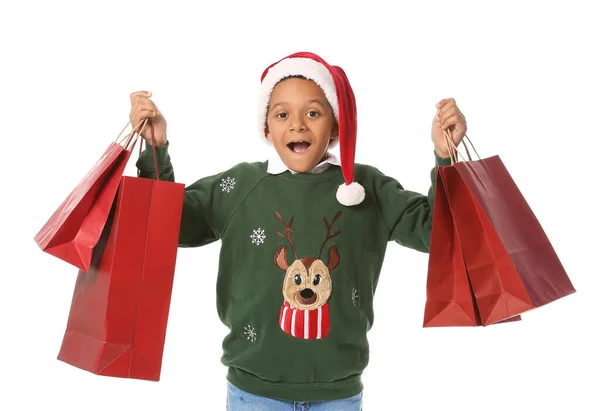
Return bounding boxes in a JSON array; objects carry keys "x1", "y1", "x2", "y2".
[{"x1": 287, "y1": 141, "x2": 311, "y2": 154}]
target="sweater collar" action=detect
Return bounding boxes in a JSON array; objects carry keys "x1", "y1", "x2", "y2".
[{"x1": 266, "y1": 151, "x2": 340, "y2": 175}]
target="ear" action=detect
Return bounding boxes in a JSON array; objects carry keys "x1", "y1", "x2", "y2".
[
  {"x1": 265, "y1": 125, "x2": 272, "y2": 142},
  {"x1": 326, "y1": 245, "x2": 340, "y2": 271},
  {"x1": 331, "y1": 121, "x2": 339, "y2": 139},
  {"x1": 328, "y1": 122, "x2": 339, "y2": 148},
  {"x1": 274, "y1": 245, "x2": 289, "y2": 271}
]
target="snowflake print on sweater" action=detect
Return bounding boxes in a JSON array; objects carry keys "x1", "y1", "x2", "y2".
[
  {"x1": 244, "y1": 325, "x2": 257, "y2": 342},
  {"x1": 352, "y1": 288, "x2": 359, "y2": 306},
  {"x1": 250, "y1": 228, "x2": 266, "y2": 245},
  {"x1": 220, "y1": 176, "x2": 236, "y2": 193}
]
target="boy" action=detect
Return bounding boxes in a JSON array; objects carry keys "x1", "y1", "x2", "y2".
[{"x1": 132, "y1": 52, "x2": 467, "y2": 410}]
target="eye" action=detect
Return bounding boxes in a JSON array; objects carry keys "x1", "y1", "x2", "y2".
[
  {"x1": 313, "y1": 274, "x2": 322, "y2": 285},
  {"x1": 276, "y1": 112, "x2": 288, "y2": 119},
  {"x1": 307, "y1": 111, "x2": 319, "y2": 118},
  {"x1": 294, "y1": 274, "x2": 302, "y2": 285}
]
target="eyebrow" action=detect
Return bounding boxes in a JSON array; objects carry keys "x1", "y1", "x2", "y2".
[{"x1": 270, "y1": 99, "x2": 327, "y2": 110}]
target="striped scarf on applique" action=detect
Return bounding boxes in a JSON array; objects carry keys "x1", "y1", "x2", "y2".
[{"x1": 279, "y1": 300, "x2": 330, "y2": 339}]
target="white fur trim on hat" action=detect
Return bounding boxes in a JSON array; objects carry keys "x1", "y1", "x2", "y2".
[
  {"x1": 258, "y1": 57, "x2": 339, "y2": 143},
  {"x1": 336, "y1": 181, "x2": 365, "y2": 206}
]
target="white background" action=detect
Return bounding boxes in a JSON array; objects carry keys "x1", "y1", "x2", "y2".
[{"x1": 2, "y1": 1, "x2": 598, "y2": 410}]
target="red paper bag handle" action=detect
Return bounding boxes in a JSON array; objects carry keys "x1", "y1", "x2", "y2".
[
  {"x1": 443, "y1": 130, "x2": 481, "y2": 165},
  {"x1": 115, "y1": 118, "x2": 160, "y2": 178},
  {"x1": 144, "y1": 121, "x2": 160, "y2": 180},
  {"x1": 127, "y1": 118, "x2": 161, "y2": 179},
  {"x1": 116, "y1": 119, "x2": 148, "y2": 151}
]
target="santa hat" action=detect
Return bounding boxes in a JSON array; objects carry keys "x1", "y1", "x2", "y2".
[{"x1": 258, "y1": 51, "x2": 365, "y2": 206}]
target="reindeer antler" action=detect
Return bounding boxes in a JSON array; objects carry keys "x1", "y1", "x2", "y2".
[
  {"x1": 319, "y1": 211, "x2": 342, "y2": 259},
  {"x1": 274, "y1": 211, "x2": 299, "y2": 260}
]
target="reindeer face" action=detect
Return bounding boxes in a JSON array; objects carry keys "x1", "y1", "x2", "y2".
[
  {"x1": 274, "y1": 210, "x2": 342, "y2": 314},
  {"x1": 276, "y1": 249, "x2": 339, "y2": 310},
  {"x1": 283, "y1": 259, "x2": 331, "y2": 310}
]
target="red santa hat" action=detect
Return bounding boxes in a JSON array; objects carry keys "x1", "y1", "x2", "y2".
[{"x1": 258, "y1": 51, "x2": 365, "y2": 206}]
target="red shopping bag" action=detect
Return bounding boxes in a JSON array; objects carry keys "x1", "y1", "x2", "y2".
[
  {"x1": 423, "y1": 166, "x2": 478, "y2": 327},
  {"x1": 34, "y1": 121, "x2": 145, "y2": 272},
  {"x1": 424, "y1": 166, "x2": 522, "y2": 327},
  {"x1": 440, "y1": 136, "x2": 575, "y2": 325},
  {"x1": 57, "y1": 176, "x2": 184, "y2": 380},
  {"x1": 57, "y1": 124, "x2": 184, "y2": 381}
]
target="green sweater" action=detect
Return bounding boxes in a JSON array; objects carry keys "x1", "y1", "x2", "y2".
[{"x1": 136, "y1": 143, "x2": 451, "y2": 401}]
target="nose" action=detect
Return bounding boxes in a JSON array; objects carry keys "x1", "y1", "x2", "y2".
[
  {"x1": 300, "y1": 288, "x2": 314, "y2": 298},
  {"x1": 289, "y1": 114, "x2": 307, "y2": 132}
]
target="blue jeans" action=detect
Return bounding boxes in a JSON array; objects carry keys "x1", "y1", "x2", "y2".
[{"x1": 226, "y1": 382, "x2": 363, "y2": 410}]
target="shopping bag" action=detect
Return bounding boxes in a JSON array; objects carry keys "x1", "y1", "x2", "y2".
[
  {"x1": 440, "y1": 134, "x2": 575, "y2": 325},
  {"x1": 57, "y1": 123, "x2": 184, "y2": 381},
  {"x1": 424, "y1": 166, "x2": 522, "y2": 327},
  {"x1": 423, "y1": 166, "x2": 479, "y2": 327},
  {"x1": 34, "y1": 121, "x2": 146, "y2": 272},
  {"x1": 57, "y1": 176, "x2": 184, "y2": 380}
]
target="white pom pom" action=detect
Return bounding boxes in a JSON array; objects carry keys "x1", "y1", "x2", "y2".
[{"x1": 336, "y1": 181, "x2": 365, "y2": 206}]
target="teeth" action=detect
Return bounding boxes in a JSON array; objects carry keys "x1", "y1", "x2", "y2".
[{"x1": 290, "y1": 141, "x2": 310, "y2": 153}]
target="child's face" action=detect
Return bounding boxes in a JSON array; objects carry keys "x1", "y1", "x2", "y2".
[{"x1": 265, "y1": 78, "x2": 338, "y2": 173}]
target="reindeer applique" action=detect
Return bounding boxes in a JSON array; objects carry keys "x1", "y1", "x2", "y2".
[{"x1": 274, "y1": 210, "x2": 341, "y2": 339}]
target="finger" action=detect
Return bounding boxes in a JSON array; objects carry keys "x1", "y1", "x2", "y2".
[
  {"x1": 132, "y1": 102, "x2": 161, "y2": 120},
  {"x1": 436, "y1": 98, "x2": 450, "y2": 107},
  {"x1": 439, "y1": 104, "x2": 458, "y2": 119},
  {"x1": 131, "y1": 109, "x2": 158, "y2": 126},
  {"x1": 449, "y1": 106, "x2": 466, "y2": 123},
  {"x1": 440, "y1": 114, "x2": 458, "y2": 129},
  {"x1": 435, "y1": 97, "x2": 455, "y2": 109},
  {"x1": 134, "y1": 100, "x2": 159, "y2": 113},
  {"x1": 440, "y1": 114, "x2": 462, "y2": 130},
  {"x1": 437, "y1": 107, "x2": 456, "y2": 126},
  {"x1": 439, "y1": 106, "x2": 467, "y2": 126},
  {"x1": 137, "y1": 109, "x2": 158, "y2": 119},
  {"x1": 131, "y1": 96, "x2": 156, "y2": 110},
  {"x1": 439, "y1": 98, "x2": 461, "y2": 114},
  {"x1": 130, "y1": 91, "x2": 152, "y2": 104}
]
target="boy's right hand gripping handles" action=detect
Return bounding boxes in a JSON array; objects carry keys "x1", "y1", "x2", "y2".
[{"x1": 443, "y1": 129, "x2": 481, "y2": 165}]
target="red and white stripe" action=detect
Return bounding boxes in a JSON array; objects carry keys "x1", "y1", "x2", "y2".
[{"x1": 279, "y1": 300, "x2": 330, "y2": 339}]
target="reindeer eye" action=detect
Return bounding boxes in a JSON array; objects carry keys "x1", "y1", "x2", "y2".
[
  {"x1": 313, "y1": 274, "x2": 322, "y2": 285},
  {"x1": 294, "y1": 274, "x2": 302, "y2": 285}
]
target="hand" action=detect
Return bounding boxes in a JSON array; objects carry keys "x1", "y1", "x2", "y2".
[
  {"x1": 431, "y1": 98, "x2": 467, "y2": 158},
  {"x1": 129, "y1": 91, "x2": 167, "y2": 146}
]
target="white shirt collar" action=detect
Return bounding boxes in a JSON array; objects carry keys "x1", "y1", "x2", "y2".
[{"x1": 267, "y1": 151, "x2": 340, "y2": 175}]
